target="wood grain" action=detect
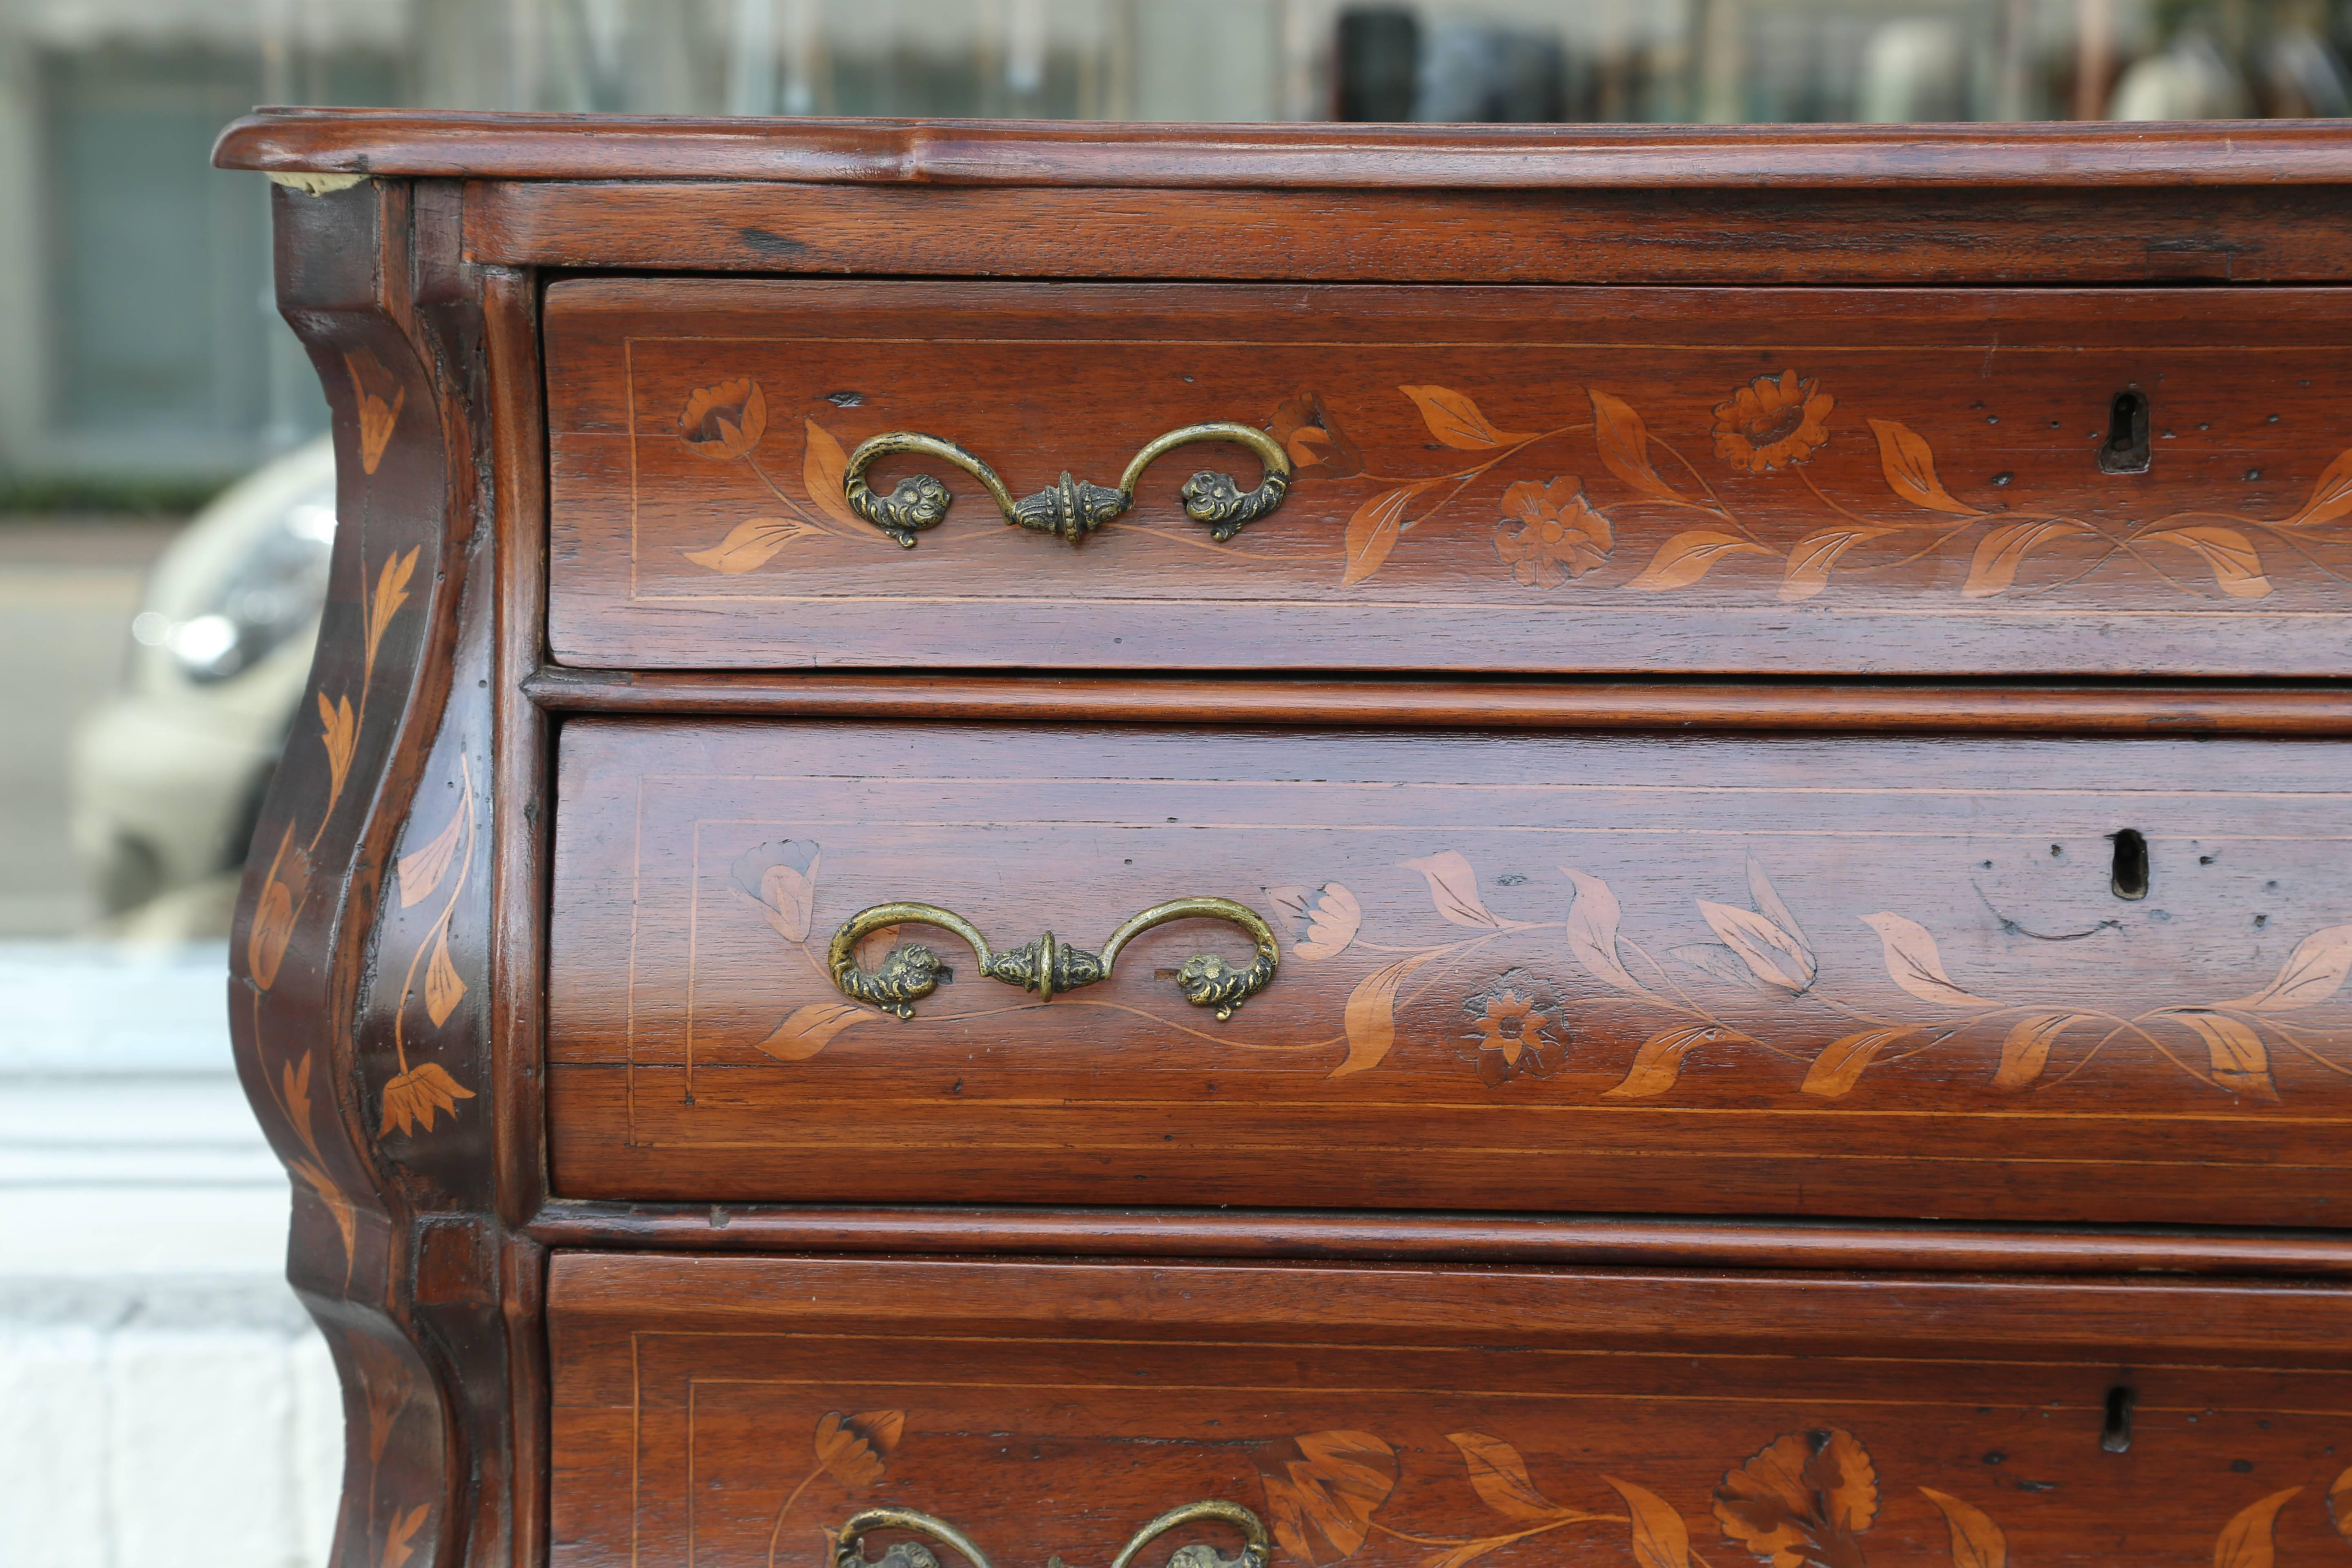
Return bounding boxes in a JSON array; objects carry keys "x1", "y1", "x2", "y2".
[
  {"x1": 547, "y1": 719, "x2": 2352, "y2": 1224},
  {"x1": 484, "y1": 261, "x2": 553, "y2": 1568},
  {"x1": 549, "y1": 1254, "x2": 2352, "y2": 1568},
  {"x1": 470, "y1": 179, "x2": 2352, "y2": 284},
  {"x1": 545, "y1": 279, "x2": 2352, "y2": 674},
  {"x1": 525, "y1": 1202, "x2": 2352, "y2": 1278},
  {"x1": 524, "y1": 669, "x2": 2352, "y2": 735},
  {"x1": 232, "y1": 176, "x2": 513, "y2": 1568},
  {"x1": 215, "y1": 109, "x2": 2352, "y2": 186}
]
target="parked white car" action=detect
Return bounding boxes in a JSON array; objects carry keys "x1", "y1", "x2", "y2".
[{"x1": 70, "y1": 438, "x2": 335, "y2": 930}]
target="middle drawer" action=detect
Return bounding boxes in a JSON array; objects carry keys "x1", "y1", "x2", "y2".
[{"x1": 546, "y1": 719, "x2": 2352, "y2": 1223}]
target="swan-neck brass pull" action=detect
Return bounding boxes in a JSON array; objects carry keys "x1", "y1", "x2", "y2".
[
  {"x1": 842, "y1": 422, "x2": 1291, "y2": 548},
  {"x1": 828, "y1": 897, "x2": 1279, "y2": 1022},
  {"x1": 833, "y1": 1499, "x2": 1270, "y2": 1568}
]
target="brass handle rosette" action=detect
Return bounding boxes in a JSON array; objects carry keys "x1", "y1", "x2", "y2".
[
  {"x1": 841, "y1": 422, "x2": 1291, "y2": 547},
  {"x1": 827, "y1": 897, "x2": 1279, "y2": 1022},
  {"x1": 833, "y1": 1499, "x2": 1270, "y2": 1568}
]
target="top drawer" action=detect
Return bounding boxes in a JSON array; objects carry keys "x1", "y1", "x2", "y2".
[{"x1": 546, "y1": 280, "x2": 2352, "y2": 674}]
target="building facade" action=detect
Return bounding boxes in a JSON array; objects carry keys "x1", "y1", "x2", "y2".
[{"x1": 0, "y1": 0, "x2": 2335, "y2": 496}]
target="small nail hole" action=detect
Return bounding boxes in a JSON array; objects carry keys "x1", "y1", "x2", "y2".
[
  {"x1": 2110, "y1": 829, "x2": 2149, "y2": 900},
  {"x1": 2099, "y1": 390, "x2": 2151, "y2": 474},
  {"x1": 2101, "y1": 1384, "x2": 2136, "y2": 1452}
]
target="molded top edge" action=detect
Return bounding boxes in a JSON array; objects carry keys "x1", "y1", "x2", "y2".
[{"x1": 214, "y1": 107, "x2": 2352, "y2": 188}]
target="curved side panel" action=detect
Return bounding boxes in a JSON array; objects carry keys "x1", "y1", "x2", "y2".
[{"x1": 228, "y1": 176, "x2": 508, "y2": 1568}]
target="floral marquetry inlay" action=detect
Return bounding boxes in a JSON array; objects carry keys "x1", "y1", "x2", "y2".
[
  {"x1": 722, "y1": 837, "x2": 2350, "y2": 1106},
  {"x1": 247, "y1": 541, "x2": 428, "y2": 1278},
  {"x1": 555, "y1": 282, "x2": 2352, "y2": 673},
  {"x1": 755, "y1": 1411, "x2": 2352, "y2": 1568},
  {"x1": 789, "y1": 1416, "x2": 1949, "y2": 1568},
  {"x1": 670, "y1": 370, "x2": 2352, "y2": 606},
  {"x1": 1308, "y1": 379, "x2": 2352, "y2": 599},
  {"x1": 553, "y1": 671, "x2": 2352, "y2": 1217}
]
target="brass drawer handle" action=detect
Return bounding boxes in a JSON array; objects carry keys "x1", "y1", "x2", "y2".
[
  {"x1": 835, "y1": 1499, "x2": 1270, "y2": 1568},
  {"x1": 842, "y1": 422, "x2": 1291, "y2": 547},
  {"x1": 828, "y1": 897, "x2": 1279, "y2": 1022}
]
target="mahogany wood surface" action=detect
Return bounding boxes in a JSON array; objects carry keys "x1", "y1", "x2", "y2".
[
  {"x1": 215, "y1": 114, "x2": 2352, "y2": 1568},
  {"x1": 471, "y1": 180, "x2": 2352, "y2": 284},
  {"x1": 525, "y1": 669, "x2": 2352, "y2": 734},
  {"x1": 485, "y1": 260, "x2": 555, "y2": 1568},
  {"x1": 546, "y1": 279, "x2": 2352, "y2": 674},
  {"x1": 548, "y1": 1254, "x2": 2352, "y2": 1568},
  {"x1": 547, "y1": 718, "x2": 2352, "y2": 1224},
  {"x1": 217, "y1": 109, "x2": 2352, "y2": 186},
  {"x1": 227, "y1": 176, "x2": 520, "y2": 1568},
  {"x1": 525, "y1": 1202, "x2": 2352, "y2": 1277}
]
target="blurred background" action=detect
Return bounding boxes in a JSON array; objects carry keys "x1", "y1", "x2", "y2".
[{"x1": 2, "y1": 2, "x2": 2349, "y2": 1565}]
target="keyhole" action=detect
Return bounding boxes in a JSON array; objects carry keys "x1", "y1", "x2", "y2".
[
  {"x1": 2100, "y1": 1384, "x2": 2136, "y2": 1452},
  {"x1": 2099, "y1": 390, "x2": 2151, "y2": 474},
  {"x1": 2110, "y1": 829, "x2": 2149, "y2": 900}
]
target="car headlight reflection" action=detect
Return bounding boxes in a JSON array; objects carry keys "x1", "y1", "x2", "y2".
[{"x1": 133, "y1": 492, "x2": 336, "y2": 684}]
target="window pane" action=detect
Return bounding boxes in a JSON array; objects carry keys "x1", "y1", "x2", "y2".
[{"x1": 44, "y1": 50, "x2": 264, "y2": 434}]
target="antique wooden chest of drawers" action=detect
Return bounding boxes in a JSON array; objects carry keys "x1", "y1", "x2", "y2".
[{"x1": 216, "y1": 112, "x2": 2352, "y2": 1568}]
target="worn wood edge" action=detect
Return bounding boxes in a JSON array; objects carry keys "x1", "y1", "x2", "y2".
[
  {"x1": 214, "y1": 109, "x2": 2352, "y2": 187},
  {"x1": 521, "y1": 670, "x2": 2352, "y2": 734},
  {"x1": 525, "y1": 1203, "x2": 2352, "y2": 1278}
]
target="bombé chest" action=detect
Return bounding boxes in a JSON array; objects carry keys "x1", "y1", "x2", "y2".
[{"x1": 216, "y1": 113, "x2": 2352, "y2": 1568}]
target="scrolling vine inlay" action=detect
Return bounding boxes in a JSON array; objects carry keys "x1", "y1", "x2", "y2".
[
  {"x1": 247, "y1": 541, "x2": 433, "y2": 1277},
  {"x1": 672, "y1": 372, "x2": 2352, "y2": 602},
  {"x1": 728, "y1": 840, "x2": 2350, "y2": 1104},
  {"x1": 763, "y1": 1408, "x2": 2352, "y2": 1568},
  {"x1": 768, "y1": 1414, "x2": 2045, "y2": 1568}
]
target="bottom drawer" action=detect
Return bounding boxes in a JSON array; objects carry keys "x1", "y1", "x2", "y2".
[{"x1": 550, "y1": 1255, "x2": 2352, "y2": 1567}]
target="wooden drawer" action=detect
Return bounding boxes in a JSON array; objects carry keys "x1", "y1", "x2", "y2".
[
  {"x1": 544, "y1": 279, "x2": 2352, "y2": 675},
  {"x1": 545, "y1": 719, "x2": 2352, "y2": 1224},
  {"x1": 550, "y1": 1254, "x2": 2352, "y2": 1568}
]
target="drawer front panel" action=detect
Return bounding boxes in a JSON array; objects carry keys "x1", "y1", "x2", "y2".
[
  {"x1": 545, "y1": 280, "x2": 2352, "y2": 675},
  {"x1": 546, "y1": 720, "x2": 2352, "y2": 1224},
  {"x1": 550, "y1": 1255, "x2": 2352, "y2": 1568}
]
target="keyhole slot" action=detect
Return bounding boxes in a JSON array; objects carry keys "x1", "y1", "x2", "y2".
[
  {"x1": 2099, "y1": 390, "x2": 2151, "y2": 474},
  {"x1": 2110, "y1": 829, "x2": 2149, "y2": 900},
  {"x1": 2100, "y1": 1384, "x2": 2136, "y2": 1452}
]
